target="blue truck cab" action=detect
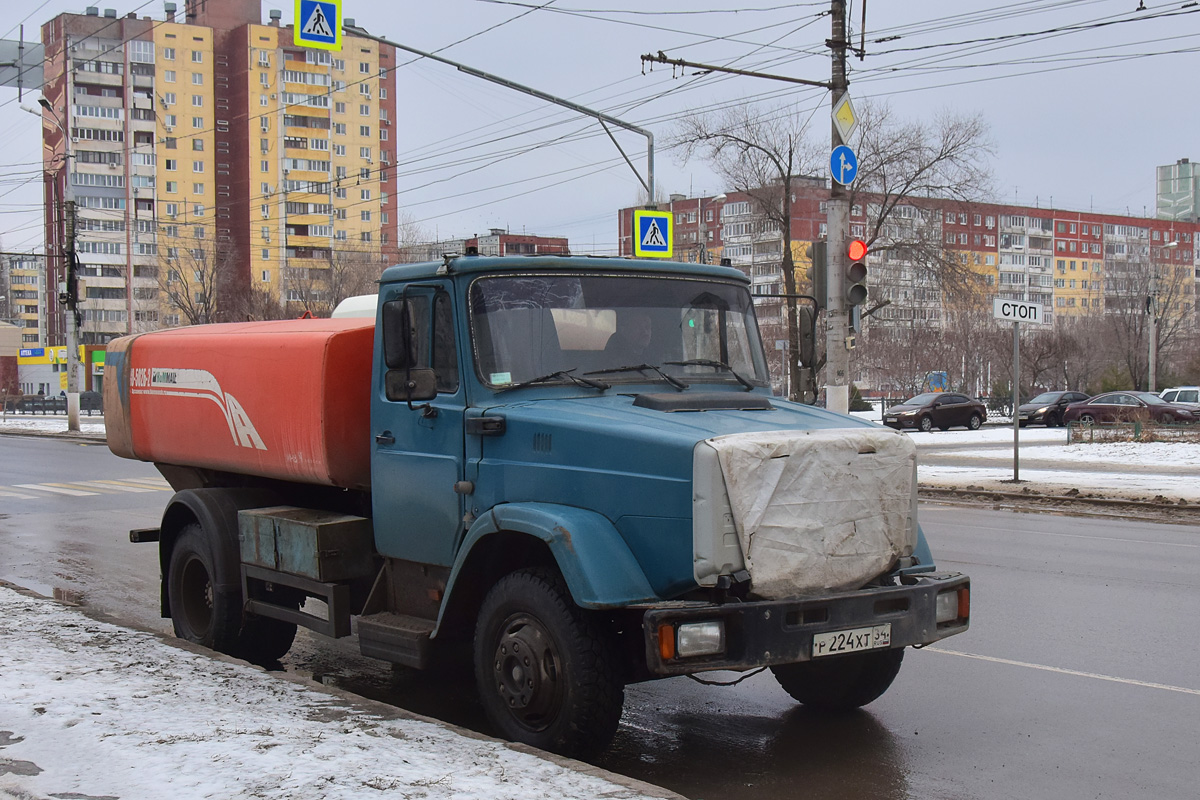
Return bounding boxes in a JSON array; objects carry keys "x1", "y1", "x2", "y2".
[{"x1": 136, "y1": 255, "x2": 969, "y2": 759}]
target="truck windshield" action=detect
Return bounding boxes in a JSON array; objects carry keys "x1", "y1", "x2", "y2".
[{"x1": 469, "y1": 273, "x2": 770, "y2": 390}]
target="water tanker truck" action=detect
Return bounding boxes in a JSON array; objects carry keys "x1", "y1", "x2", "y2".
[{"x1": 105, "y1": 255, "x2": 969, "y2": 757}]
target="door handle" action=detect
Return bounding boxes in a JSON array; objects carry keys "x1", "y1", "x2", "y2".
[{"x1": 375, "y1": 431, "x2": 395, "y2": 445}]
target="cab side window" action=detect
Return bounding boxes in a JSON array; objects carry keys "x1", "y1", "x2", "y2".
[{"x1": 382, "y1": 291, "x2": 459, "y2": 393}]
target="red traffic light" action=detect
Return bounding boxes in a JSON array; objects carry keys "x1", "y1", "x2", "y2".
[{"x1": 847, "y1": 239, "x2": 868, "y2": 261}]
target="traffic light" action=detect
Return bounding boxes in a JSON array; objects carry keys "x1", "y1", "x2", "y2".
[
  {"x1": 846, "y1": 238, "x2": 868, "y2": 306},
  {"x1": 809, "y1": 241, "x2": 827, "y2": 309}
]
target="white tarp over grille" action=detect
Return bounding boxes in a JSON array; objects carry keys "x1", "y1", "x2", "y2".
[{"x1": 708, "y1": 427, "x2": 917, "y2": 598}]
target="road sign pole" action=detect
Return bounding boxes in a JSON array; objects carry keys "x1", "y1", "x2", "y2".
[
  {"x1": 1012, "y1": 320, "x2": 1020, "y2": 482},
  {"x1": 825, "y1": 0, "x2": 851, "y2": 415}
]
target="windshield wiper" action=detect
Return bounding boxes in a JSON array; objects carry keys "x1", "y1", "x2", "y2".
[
  {"x1": 666, "y1": 359, "x2": 756, "y2": 392},
  {"x1": 583, "y1": 364, "x2": 689, "y2": 391},
  {"x1": 497, "y1": 369, "x2": 610, "y2": 393}
]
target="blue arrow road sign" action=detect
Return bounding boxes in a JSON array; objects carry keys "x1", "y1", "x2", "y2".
[{"x1": 830, "y1": 144, "x2": 858, "y2": 186}]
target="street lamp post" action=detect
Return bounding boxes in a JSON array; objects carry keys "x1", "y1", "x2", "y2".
[
  {"x1": 1149, "y1": 239, "x2": 1179, "y2": 392},
  {"x1": 697, "y1": 193, "x2": 726, "y2": 264},
  {"x1": 22, "y1": 97, "x2": 80, "y2": 431}
]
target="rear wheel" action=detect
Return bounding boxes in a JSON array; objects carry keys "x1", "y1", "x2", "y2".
[
  {"x1": 968, "y1": 413, "x2": 983, "y2": 430},
  {"x1": 167, "y1": 522, "x2": 298, "y2": 664},
  {"x1": 474, "y1": 568, "x2": 624, "y2": 758},
  {"x1": 167, "y1": 523, "x2": 243, "y2": 654},
  {"x1": 918, "y1": 415, "x2": 934, "y2": 433},
  {"x1": 771, "y1": 648, "x2": 904, "y2": 711},
  {"x1": 1079, "y1": 413, "x2": 1096, "y2": 426}
]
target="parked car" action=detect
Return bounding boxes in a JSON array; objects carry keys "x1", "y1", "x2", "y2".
[
  {"x1": 883, "y1": 392, "x2": 987, "y2": 432},
  {"x1": 1063, "y1": 391, "x2": 1197, "y2": 425},
  {"x1": 1159, "y1": 386, "x2": 1200, "y2": 411},
  {"x1": 1018, "y1": 391, "x2": 1091, "y2": 427}
]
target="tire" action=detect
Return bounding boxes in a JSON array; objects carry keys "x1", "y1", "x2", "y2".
[
  {"x1": 918, "y1": 415, "x2": 934, "y2": 433},
  {"x1": 1079, "y1": 413, "x2": 1096, "y2": 426},
  {"x1": 771, "y1": 648, "x2": 904, "y2": 712},
  {"x1": 968, "y1": 413, "x2": 983, "y2": 431},
  {"x1": 474, "y1": 568, "x2": 624, "y2": 758},
  {"x1": 1156, "y1": 413, "x2": 1173, "y2": 424},
  {"x1": 1049, "y1": 413, "x2": 1062, "y2": 428},
  {"x1": 167, "y1": 522, "x2": 298, "y2": 664},
  {"x1": 239, "y1": 605, "x2": 299, "y2": 664},
  {"x1": 167, "y1": 523, "x2": 244, "y2": 654}
]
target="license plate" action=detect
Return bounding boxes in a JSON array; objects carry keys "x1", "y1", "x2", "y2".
[
  {"x1": 884, "y1": 416, "x2": 895, "y2": 422},
  {"x1": 1019, "y1": 413, "x2": 1029, "y2": 419},
  {"x1": 812, "y1": 624, "x2": 892, "y2": 658}
]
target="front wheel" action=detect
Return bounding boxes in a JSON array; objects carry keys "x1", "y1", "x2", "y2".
[
  {"x1": 474, "y1": 568, "x2": 624, "y2": 758},
  {"x1": 918, "y1": 416, "x2": 934, "y2": 433},
  {"x1": 771, "y1": 648, "x2": 904, "y2": 711},
  {"x1": 968, "y1": 413, "x2": 983, "y2": 430}
]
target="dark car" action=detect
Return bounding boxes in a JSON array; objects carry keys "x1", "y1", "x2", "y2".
[
  {"x1": 883, "y1": 392, "x2": 987, "y2": 432},
  {"x1": 1063, "y1": 391, "x2": 1197, "y2": 425},
  {"x1": 1018, "y1": 391, "x2": 1090, "y2": 428}
]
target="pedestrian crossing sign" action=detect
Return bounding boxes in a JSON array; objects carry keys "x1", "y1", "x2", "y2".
[
  {"x1": 295, "y1": 0, "x2": 341, "y2": 51},
  {"x1": 633, "y1": 209, "x2": 672, "y2": 258}
]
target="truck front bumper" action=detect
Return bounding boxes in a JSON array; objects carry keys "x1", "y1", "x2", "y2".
[{"x1": 640, "y1": 572, "x2": 969, "y2": 676}]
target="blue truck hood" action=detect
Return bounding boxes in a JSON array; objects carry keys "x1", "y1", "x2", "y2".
[{"x1": 469, "y1": 391, "x2": 889, "y2": 598}]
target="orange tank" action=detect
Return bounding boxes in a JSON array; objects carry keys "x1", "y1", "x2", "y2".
[{"x1": 105, "y1": 318, "x2": 375, "y2": 491}]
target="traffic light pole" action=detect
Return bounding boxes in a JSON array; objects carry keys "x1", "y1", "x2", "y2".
[{"x1": 825, "y1": 0, "x2": 851, "y2": 415}]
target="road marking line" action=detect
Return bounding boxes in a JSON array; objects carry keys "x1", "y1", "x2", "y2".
[
  {"x1": 0, "y1": 489, "x2": 39, "y2": 499},
  {"x1": 927, "y1": 648, "x2": 1200, "y2": 696},
  {"x1": 81, "y1": 480, "x2": 161, "y2": 493},
  {"x1": 13, "y1": 483, "x2": 99, "y2": 497},
  {"x1": 118, "y1": 477, "x2": 171, "y2": 487}
]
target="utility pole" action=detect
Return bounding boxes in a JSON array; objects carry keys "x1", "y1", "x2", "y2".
[
  {"x1": 63, "y1": 198, "x2": 81, "y2": 431},
  {"x1": 825, "y1": 0, "x2": 851, "y2": 414}
]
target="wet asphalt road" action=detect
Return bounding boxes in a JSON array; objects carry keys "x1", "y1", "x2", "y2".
[{"x1": 2, "y1": 436, "x2": 1198, "y2": 799}]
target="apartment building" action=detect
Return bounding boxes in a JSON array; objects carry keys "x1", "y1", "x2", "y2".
[
  {"x1": 619, "y1": 187, "x2": 1200, "y2": 332},
  {"x1": 0, "y1": 254, "x2": 47, "y2": 346},
  {"x1": 36, "y1": 0, "x2": 398, "y2": 346}
]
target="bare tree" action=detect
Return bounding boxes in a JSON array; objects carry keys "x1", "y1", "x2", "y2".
[
  {"x1": 850, "y1": 103, "x2": 994, "y2": 295},
  {"x1": 672, "y1": 103, "x2": 824, "y2": 400},
  {"x1": 1098, "y1": 240, "x2": 1194, "y2": 390},
  {"x1": 158, "y1": 237, "x2": 236, "y2": 326}
]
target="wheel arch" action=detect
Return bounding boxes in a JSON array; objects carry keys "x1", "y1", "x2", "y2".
[
  {"x1": 157, "y1": 487, "x2": 281, "y2": 618},
  {"x1": 435, "y1": 502, "x2": 659, "y2": 639}
]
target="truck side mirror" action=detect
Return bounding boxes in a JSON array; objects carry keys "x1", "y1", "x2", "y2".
[{"x1": 385, "y1": 368, "x2": 438, "y2": 403}]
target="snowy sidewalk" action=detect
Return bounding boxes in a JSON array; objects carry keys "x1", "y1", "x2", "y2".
[{"x1": 0, "y1": 583, "x2": 678, "y2": 800}]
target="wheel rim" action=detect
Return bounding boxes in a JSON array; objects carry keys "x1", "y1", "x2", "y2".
[
  {"x1": 491, "y1": 613, "x2": 563, "y2": 733},
  {"x1": 178, "y1": 553, "x2": 214, "y2": 638},
  {"x1": 920, "y1": 417, "x2": 932, "y2": 432},
  {"x1": 970, "y1": 415, "x2": 981, "y2": 429},
  {"x1": 1080, "y1": 414, "x2": 1095, "y2": 426}
]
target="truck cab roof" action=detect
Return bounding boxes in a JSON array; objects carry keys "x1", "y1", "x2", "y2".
[{"x1": 379, "y1": 255, "x2": 751, "y2": 284}]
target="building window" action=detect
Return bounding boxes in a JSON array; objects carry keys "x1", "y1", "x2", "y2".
[
  {"x1": 359, "y1": 62, "x2": 370, "y2": 74},
  {"x1": 359, "y1": 105, "x2": 370, "y2": 116},
  {"x1": 165, "y1": 181, "x2": 178, "y2": 193},
  {"x1": 361, "y1": 210, "x2": 371, "y2": 221},
  {"x1": 335, "y1": 102, "x2": 346, "y2": 113},
  {"x1": 262, "y1": 269, "x2": 270, "y2": 280},
  {"x1": 163, "y1": 46, "x2": 175, "y2": 60},
  {"x1": 192, "y1": 182, "x2": 203, "y2": 193},
  {"x1": 191, "y1": 51, "x2": 203, "y2": 63},
  {"x1": 360, "y1": 189, "x2": 370, "y2": 200}
]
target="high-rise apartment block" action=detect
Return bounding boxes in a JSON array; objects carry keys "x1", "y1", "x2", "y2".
[
  {"x1": 1157, "y1": 158, "x2": 1200, "y2": 223},
  {"x1": 37, "y1": 0, "x2": 398, "y2": 346}
]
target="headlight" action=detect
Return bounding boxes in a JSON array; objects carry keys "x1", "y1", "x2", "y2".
[
  {"x1": 672, "y1": 621, "x2": 726, "y2": 658},
  {"x1": 936, "y1": 588, "x2": 969, "y2": 624},
  {"x1": 1036, "y1": 406, "x2": 1051, "y2": 414},
  {"x1": 897, "y1": 410, "x2": 916, "y2": 416}
]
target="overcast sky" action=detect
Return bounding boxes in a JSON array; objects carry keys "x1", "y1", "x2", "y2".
[{"x1": 1, "y1": 0, "x2": 1196, "y2": 255}]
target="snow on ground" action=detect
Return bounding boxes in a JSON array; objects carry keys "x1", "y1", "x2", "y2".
[
  {"x1": 0, "y1": 415, "x2": 106, "y2": 436},
  {"x1": 0, "y1": 584, "x2": 672, "y2": 800}
]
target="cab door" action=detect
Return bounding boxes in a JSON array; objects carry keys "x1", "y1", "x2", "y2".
[{"x1": 370, "y1": 283, "x2": 465, "y2": 567}]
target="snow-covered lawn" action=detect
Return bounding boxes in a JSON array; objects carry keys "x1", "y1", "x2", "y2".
[{"x1": 0, "y1": 584, "x2": 670, "y2": 800}]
